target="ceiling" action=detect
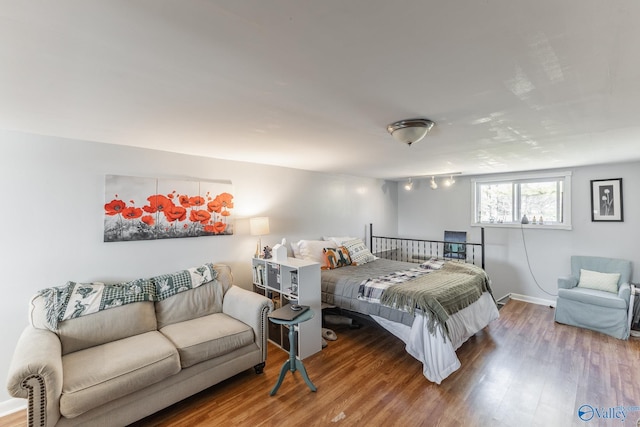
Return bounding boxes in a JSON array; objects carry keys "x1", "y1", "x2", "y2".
[{"x1": 2, "y1": 1, "x2": 640, "y2": 180}]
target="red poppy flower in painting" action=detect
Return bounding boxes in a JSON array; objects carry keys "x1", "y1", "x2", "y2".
[
  {"x1": 164, "y1": 205, "x2": 187, "y2": 222},
  {"x1": 207, "y1": 198, "x2": 222, "y2": 213},
  {"x1": 178, "y1": 195, "x2": 191, "y2": 208},
  {"x1": 203, "y1": 224, "x2": 215, "y2": 233},
  {"x1": 122, "y1": 207, "x2": 143, "y2": 220},
  {"x1": 190, "y1": 209, "x2": 211, "y2": 225},
  {"x1": 212, "y1": 221, "x2": 227, "y2": 233},
  {"x1": 143, "y1": 195, "x2": 173, "y2": 214},
  {"x1": 189, "y1": 196, "x2": 205, "y2": 207},
  {"x1": 207, "y1": 192, "x2": 234, "y2": 214},
  {"x1": 217, "y1": 192, "x2": 234, "y2": 209},
  {"x1": 105, "y1": 199, "x2": 126, "y2": 216},
  {"x1": 141, "y1": 215, "x2": 155, "y2": 226}
]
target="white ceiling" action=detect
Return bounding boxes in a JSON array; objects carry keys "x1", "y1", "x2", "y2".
[{"x1": 2, "y1": 1, "x2": 640, "y2": 180}]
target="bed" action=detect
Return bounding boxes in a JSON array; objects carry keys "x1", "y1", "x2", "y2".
[{"x1": 297, "y1": 225, "x2": 499, "y2": 384}]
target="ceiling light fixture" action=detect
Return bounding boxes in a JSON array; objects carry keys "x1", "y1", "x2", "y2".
[
  {"x1": 404, "y1": 178, "x2": 413, "y2": 191},
  {"x1": 430, "y1": 176, "x2": 438, "y2": 190},
  {"x1": 444, "y1": 175, "x2": 456, "y2": 187},
  {"x1": 387, "y1": 118, "x2": 435, "y2": 146}
]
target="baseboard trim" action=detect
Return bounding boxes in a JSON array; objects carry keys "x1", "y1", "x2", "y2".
[
  {"x1": 0, "y1": 398, "x2": 26, "y2": 417},
  {"x1": 507, "y1": 292, "x2": 556, "y2": 308}
]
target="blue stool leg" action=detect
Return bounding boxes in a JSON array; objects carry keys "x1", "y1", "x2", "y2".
[
  {"x1": 294, "y1": 358, "x2": 317, "y2": 392},
  {"x1": 270, "y1": 360, "x2": 291, "y2": 396}
]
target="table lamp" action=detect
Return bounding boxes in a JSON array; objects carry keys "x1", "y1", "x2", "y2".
[{"x1": 250, "y1": 217, "x2": 270, "y2": 258}]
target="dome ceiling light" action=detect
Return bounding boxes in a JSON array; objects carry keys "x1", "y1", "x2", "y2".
[{"x1": 387, "y1": 118, "x2": 435, "y2": 146}]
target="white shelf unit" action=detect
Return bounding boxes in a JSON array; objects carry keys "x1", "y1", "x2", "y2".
[{"x1": 252, "y1": 257, "x2": 322, "y2": 360}]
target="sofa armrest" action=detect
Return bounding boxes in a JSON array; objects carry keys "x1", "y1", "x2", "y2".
[
  {"x1": 619, "y1": 282, "x2": 631, "y2": 304},
  {"x1": 222, "y1": 286, "x2": 273, "y2": 361},
  {"x1": 6, "y1": 326, "x2": 63, "y2": 427},
  {"x1": 558, "y1": 275, "x2": 578, "y2": 289}
]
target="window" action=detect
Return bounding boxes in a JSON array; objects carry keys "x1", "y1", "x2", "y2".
[{"x1": 472, "y1": 171, "x2": 572, "y2": 229}]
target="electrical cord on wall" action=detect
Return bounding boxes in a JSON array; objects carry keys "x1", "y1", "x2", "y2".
[{"x1": 520, "y1": 224, "x2": 557, "y2": 297}]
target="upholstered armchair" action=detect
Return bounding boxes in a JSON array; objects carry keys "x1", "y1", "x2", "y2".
[{"x1": 554, "y1": 255, "x2": 632, "y2": 339}]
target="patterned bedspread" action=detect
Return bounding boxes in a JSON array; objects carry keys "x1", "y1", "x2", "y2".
[
  {"x1": 321, "y1": 258, "x2": 493, "y2": 333},
  {"x1": 358, "y1": 258, "x2": 445, "y2": 304},
  {"x1": 378, "y1": 261, "x2": 491, "y2": 338}
]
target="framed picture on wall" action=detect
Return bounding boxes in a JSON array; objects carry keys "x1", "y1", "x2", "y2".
[{"x1": 590, "y1": 178, "x2": 623, "y2": 222}]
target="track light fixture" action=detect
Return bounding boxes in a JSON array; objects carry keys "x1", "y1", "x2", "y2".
[
  {"x1": 430, "y1": 176, "x2": 438, "y2": 190},
  {"x1": 404, "y1": 178, "x2": 413, "y2": 191}
]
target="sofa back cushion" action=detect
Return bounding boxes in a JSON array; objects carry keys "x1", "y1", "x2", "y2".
[
  {"x1": 30, "y1": 297, "x2": 158, "y2": 355},
  {"x1": 154, "y1": 264, "x2": 233, "y2": 329}
]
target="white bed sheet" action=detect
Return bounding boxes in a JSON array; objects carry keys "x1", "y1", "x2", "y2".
[{"x1": 370, "y1": 291, "x2": 499, "y2": 384}]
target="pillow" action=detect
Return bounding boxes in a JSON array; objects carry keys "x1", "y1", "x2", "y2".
[
  {"x1": 577, "y1": 269, "x2": 620, "y2": 293},
  {"x1": 342, "y1": 238, "x2": 376, "y2": 265},
  {"x1": 297, "y1": 240, "x2": 337, "y2": 263},
  {"x1": 324, "y1": 236, "x2": 357, "y2": 246},
  {"x1": 323, "y1": 246, "x2": 352, "y2": 269},
  {"x1": 290, "y1": 241, "x2": 302, "y2": 258}
]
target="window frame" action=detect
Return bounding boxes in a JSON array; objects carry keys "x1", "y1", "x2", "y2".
[{"x1": 471, "y1": 171, "x2": 572, "y2": 230}]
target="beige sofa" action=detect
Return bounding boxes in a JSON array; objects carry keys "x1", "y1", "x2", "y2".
[{"x1": 6, "y1": 264, "x2": 272, "y2": 427}]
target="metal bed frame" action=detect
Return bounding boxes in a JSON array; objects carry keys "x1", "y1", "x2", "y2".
[{"x1": 368, "y1": 223, "x2": 485, "y2": 269}]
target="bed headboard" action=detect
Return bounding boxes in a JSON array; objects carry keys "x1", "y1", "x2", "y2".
[{"x1": 368, "y1": 224, "x2": 485, "y2": 269}]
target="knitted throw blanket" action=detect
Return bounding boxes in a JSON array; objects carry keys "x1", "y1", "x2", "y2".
[
  {"x1": 38, "y1": 263, "x2": 217, "y2": 329},
  {"x1": 379, "y1": 261, "x2": 491, "y2": 339}
]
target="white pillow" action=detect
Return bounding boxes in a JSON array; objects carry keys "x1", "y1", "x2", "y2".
[
  {"x1": 577, "y1": 269, "x2": 620, "y2": 293},
  {"x1": 342, "y1": 238, "x2": 376, "y2": 265},
  {"x1": 290, "y1": 241, "x2": 302, "y2": 259},
  {"x1": 324, "y1": 236, "x2": 357, "y2": 246},
  {"x1": 297, "y1": 240, "x2": 336, "y2": 263}
]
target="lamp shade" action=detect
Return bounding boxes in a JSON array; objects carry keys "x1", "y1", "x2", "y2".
[{"x1": 250, "y1": 217, "x2": 270, "y2": 236}]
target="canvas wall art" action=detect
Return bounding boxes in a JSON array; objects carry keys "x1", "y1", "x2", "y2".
[{"x1": 104, "y1": 175, "x2": 234, "y2": 242}]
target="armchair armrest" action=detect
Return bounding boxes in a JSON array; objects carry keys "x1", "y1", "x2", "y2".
[
  {"x1": 6, "y1": 326, "x2": 63, "y2": 427},
  {"x1": 558, "y1": 275, "x2": 578, "y2": 289},
  {"x1": 223, "y1": 286, "x2": 273, "y2": 361},
  {"x1": 618, "y1": 282, "x2": 631, "y2": 304}
]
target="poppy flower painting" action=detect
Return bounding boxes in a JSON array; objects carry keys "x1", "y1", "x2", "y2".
[{"x1": 104, "y1": 175, "x2": 234, "y2": 242}]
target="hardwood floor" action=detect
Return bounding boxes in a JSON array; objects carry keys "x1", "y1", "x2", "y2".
[{"x1": 3, "y1": 300, "x2": 640, "y2": 427}]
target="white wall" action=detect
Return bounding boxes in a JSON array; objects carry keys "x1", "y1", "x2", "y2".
[
  {"x1": 0, "y1": 130, "x2": 398, "y2": 406},
  {"x1": 398, "y1": 162, "x2": 640, "y2": 302}
]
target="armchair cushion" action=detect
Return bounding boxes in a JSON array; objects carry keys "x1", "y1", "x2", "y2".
[
  {"x1": 557, "y1": 287, "x2": 628, "y2": 309},
  {"x1": 577, "y1": 269, "x2": 620, "y2": 294}
]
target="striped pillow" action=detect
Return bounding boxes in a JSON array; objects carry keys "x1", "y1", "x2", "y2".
[{"x1": 342, "y1": 238, "x2": 376, "y2": 265}]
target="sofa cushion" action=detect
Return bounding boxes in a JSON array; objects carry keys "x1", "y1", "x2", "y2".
[
  {"x1": 30, "y1": 298, "x2": 158, "y2": 355},
  {"x1": 60, "y1": 331, "x2": 180, "y2": 418},
  {"x1": 160, "y1": 313, "x2": 254, "y2": 368},
  {"x1": 155, "y1": 280, "x2": 226, "y2": 329}
]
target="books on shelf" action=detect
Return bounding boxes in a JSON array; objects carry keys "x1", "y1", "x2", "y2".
[{"x1": 253, "y1": 264, "x2": 266, "y2": 286}]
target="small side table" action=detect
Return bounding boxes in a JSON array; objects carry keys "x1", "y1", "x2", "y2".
[{"x1": 268, "y1": 309, "x2": 317, "y2": 396}]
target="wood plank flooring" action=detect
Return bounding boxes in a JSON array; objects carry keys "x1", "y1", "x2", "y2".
[{"x1": 3, "y1": 300, "x2": 640, "y2": 427}]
